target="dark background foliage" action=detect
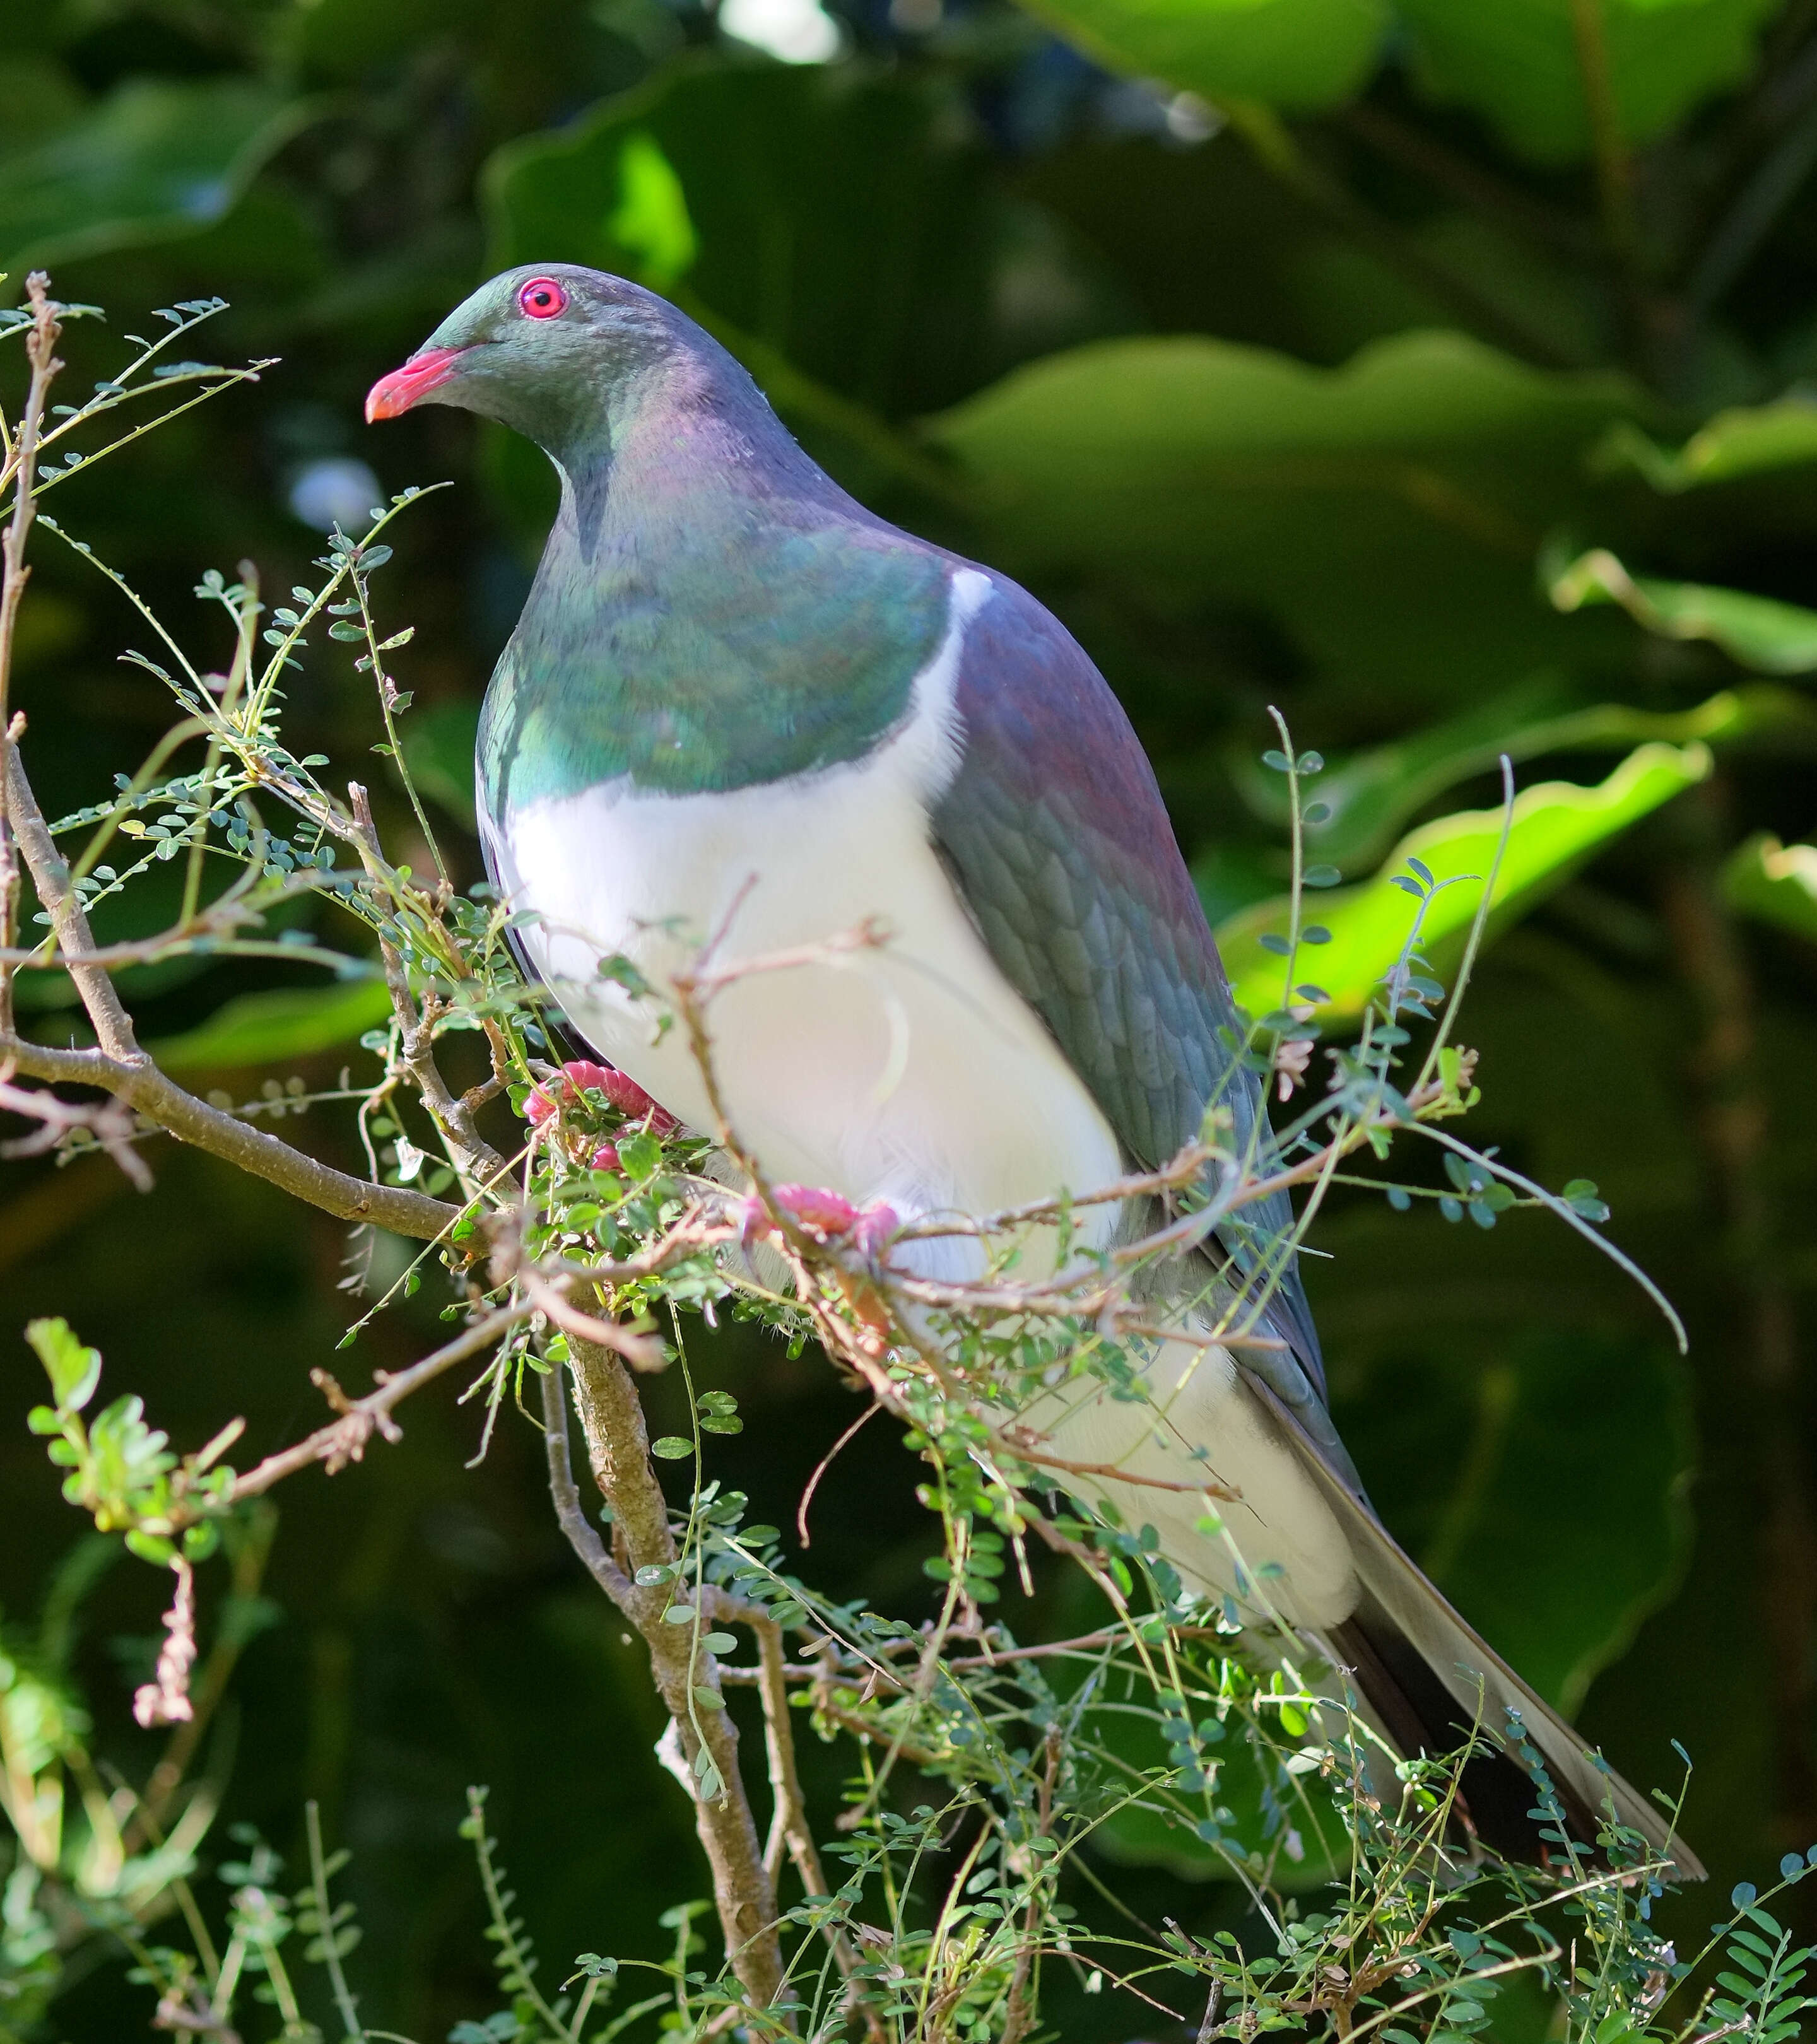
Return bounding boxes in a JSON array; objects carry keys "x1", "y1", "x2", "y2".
[{"x1": 3, "y1": 0, "x2": 1817, "y2": 2035}]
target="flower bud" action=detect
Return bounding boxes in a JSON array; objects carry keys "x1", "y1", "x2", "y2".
[{"x1": 773, "y1": 1184, "x2": 860, "y2": 1237}]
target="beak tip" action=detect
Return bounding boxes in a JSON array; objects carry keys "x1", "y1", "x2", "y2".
[{"x1": 363, "y1": 346, "x2": 462, "y2": 426}]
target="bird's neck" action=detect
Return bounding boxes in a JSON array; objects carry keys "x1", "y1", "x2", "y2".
[
  {"x1": 478, "y1": 351, "x2": 950, "y2": 819},
  {"x1": 546, "y1": 344, "x2": 833, "y2": 564}
]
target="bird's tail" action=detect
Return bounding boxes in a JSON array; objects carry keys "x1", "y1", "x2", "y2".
[{"x1": 1284, "y1": 1418, "x2": 1705, "y2": 1877}]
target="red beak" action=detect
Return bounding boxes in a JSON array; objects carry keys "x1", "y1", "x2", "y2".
[{"x1": 365, "y1": 345, "x2": 465, "y2": 421}]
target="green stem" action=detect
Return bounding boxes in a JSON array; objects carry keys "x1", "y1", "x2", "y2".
[
  {"x1": 1567, "y1": 0, "x2": 1637, "y2": 258},
  {"x1": 354, "y1": 575, "x2": 445, "y2": 888},
  {"x1": 306, "y1": 1800, "x2": 364, "y2": 2041}
]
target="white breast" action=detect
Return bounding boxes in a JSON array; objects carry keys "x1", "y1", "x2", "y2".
[
  {"x1": 484, "y1": 564, "x2": 1356, "y2": 1627},
  {"x1": 483, "y1": 567, "x2": 1123, "y2": 1252}
]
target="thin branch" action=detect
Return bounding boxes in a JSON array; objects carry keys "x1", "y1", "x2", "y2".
[
  {"x1": 0, "y1": 1032, "x2": 458, "y2": 1236},
  {"x1": 0, "y1": 1062, "x2": 153, "y2": 1187},
  {"x1": 5, "y1": 702, "x2": 140, "y2": 1062},
  {"x1": 796, "y1": 1397, "x2": 883, "y2": 1548},
  {"x1": 348, "y1": 780, "x2": 506, "y2": 1188},
  {"x1": 520, "y1": 1267, "x2": 666, "y2": 1371},
  {"x1": 539, "y1": 1351, "x2": 636, "y2": 1607},
  {"x1": 1, "y1": 276, "x2": 62, "y2": 1042},
  {"x1": 228, "y1": 1307, "x2": 526, "y2": 1499}
]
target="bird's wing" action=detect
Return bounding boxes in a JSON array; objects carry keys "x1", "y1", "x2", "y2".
[{"x1": 929, "y1": 568, "x2": 1344, "y2": 1457}]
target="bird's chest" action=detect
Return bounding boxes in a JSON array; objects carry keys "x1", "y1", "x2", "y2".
[{"x1": 485, "y1": 751, "x2": 1123, "y2": 1255}]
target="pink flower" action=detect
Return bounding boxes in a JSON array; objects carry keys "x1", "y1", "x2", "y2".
[
  {"x1": 733, "y1": 1194, "x2": 770, "y2": 1248},
  {"x1": 523, "y1": 1059, "x2": 681, "y2": 1136},
  {"x1": 732, "y1": 1188, "x2": 901, "y2": 1266},
  {"x1": 591, "y1": 1142, "x2": 621, "y2": 1172},
  {"x1": 773, "y1": 1184, "x2": 861, "y2": 1236},
  {"x1": 561, "y1": 1059, "x2": 618, "y2": 1096},
  {"x1": 852, "y1": 1201, "x2": 900, "y2": 1262},
  {"x1": 568, "y1": 1060, "x2": 680, "y2": 1136}
]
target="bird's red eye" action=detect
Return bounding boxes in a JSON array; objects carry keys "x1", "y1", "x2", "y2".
[{"x1": 518, "y1": 277, "x2": 567, "y2": 320}]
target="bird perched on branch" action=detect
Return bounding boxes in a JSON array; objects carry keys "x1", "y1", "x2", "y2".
[{"x1": 368, "y1": 263, "x2": 1699, "y2": 1876}]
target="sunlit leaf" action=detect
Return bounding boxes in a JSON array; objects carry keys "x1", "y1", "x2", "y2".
[
  {"x1": 1216, "y1": 741, "x2": 1712, "y2": 1019},
  {"x1": 151, "y1": 976, "x2": 391, "y2": 1072},
  {"x1": 1394, "y1": 0, "x2": 1782, "y2": 164},
  {"x1": 1222, "y1": 678, "x2": 1783, "y2": 874},
  {"x1": 25, "y1": 1317, "x2": 102, "y2": 1415},
  {"x1": 1724, "y1": 833, "x2": 1817, "y2": 946},
  {"x1": 1592, "y1": 396, "x2": 1817, "y2": 491},
  {"x1": 606, "y1": 130, "x2": 697, "y2": 287},
  {"x1": 1017, "y1": 0, "x2": 1389, "y2": 113},
  {"x1": 931, "y1": 331, "x2": 1649, "y2": 703},
  {"x1": 1549, "y1": 546, "x2": 1817, "y2": 674}
]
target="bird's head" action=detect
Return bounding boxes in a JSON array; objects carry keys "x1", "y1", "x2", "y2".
[{"x1": 365, "y1": 264, "x2": 677, "y2": 450}]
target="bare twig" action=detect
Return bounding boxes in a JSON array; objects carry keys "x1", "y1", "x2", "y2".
[
  {"x1": 228, "y1": 1308, "x2": 526, "y2": 1500},
  {"x1": 796, "y1": 1397, "x2": 883, "y2": 1548},
  {"x1": 0, "y1": 1064, "x2": 153, "y2": 1189},
  {"x1": 348, "y1": 780, "x2": 507, "y2": 1188},
  {"x1": 520, "y1": 1267, "x2": 666, "y2": 1371},
  {"x1": 132, "y1": 1559, "x2": 198, "y2": 1727},
  {"x1": 540, "y1": 1349, "x2": 636, "y2": 1607},
  {"x1": 132, "y1": 1507, "x2": 276, "y2": 1843}
]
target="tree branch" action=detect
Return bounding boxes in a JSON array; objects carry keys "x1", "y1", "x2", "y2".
[
  {"x1": 0, "y1": 275, "x2": 60, "y2": 1043},
  {"x1": 1, "y1": 737, "x2": 459, "y2": 1234},
  {"x1": 0, "y1": 1030, "x2": 459, "y2": 1235},
  {"x1": 560, "y1": 1335, "x2": 786, "y2": 2016}
]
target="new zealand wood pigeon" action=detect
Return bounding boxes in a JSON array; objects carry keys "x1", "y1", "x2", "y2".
[{"x1": 368, "y1": 264, "x2": 1698, "y2": 1875}]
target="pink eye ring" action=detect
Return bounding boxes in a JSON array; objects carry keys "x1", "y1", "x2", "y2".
[{"x1": 518, "y1": 276, "x2": 567, "y2": 320}]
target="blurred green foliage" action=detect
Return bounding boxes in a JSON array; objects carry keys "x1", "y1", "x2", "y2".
[{"x1": 3, "y1": 0, "x2": 1817, "y2": 2035}]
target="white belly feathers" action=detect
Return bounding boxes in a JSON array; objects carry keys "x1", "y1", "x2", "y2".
[
  {"x1": 486, "y1": 568, "x2": 1122, "y2": 1253},
  {"x1": 482, "y1": 565, "x2": 1357, "y2": 1629}
]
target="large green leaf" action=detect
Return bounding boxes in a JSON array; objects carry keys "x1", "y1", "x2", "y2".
[
  {"x1": 1225, "y1": 678, "x2": 1777, "y2": 874},
  {"x1": 485, "y1": 59, "x2": 1116, "y2": 424},
  {"x1": 929, "y1": 331, "x2": 1649, "y2": 705},
  {"x1": 1395, "y1": 0, "x2": 1782, "y2": 165},
  {"x1": 1724, "y1": 833, "x2": 1817, "y2": 944},
  {"x1": 1215, "y1": 740, "x2": 1712, "y2": 1019},
  {"x1": 0, "y1": 79, "x2": 314, "y2": 274},
  {"x1": 1336, "y1": 1323, "x2": 1693, "y2": 1715},
  {"x1": 1593, "y1": 394, "x2": 1817, "y2": 491},
  {"x1": 1549, "y1": 546, "x2": 1817, "y2": 674},
  {"x1": 151, "y1": 977, "x2": 391, "y2": 1073},
  {"x1": 1016, "y1": 0, "x2": 1389, "y2": 113}
]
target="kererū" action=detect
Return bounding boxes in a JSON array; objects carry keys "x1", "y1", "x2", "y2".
[{"x1": 368, "y1": 264, "x2": 1699, "y2": 1875}]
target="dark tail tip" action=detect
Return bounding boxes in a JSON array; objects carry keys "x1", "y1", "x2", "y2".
[{"x1": 1328, "y1": 1608, "x2": 1603, "y2": 1864}]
